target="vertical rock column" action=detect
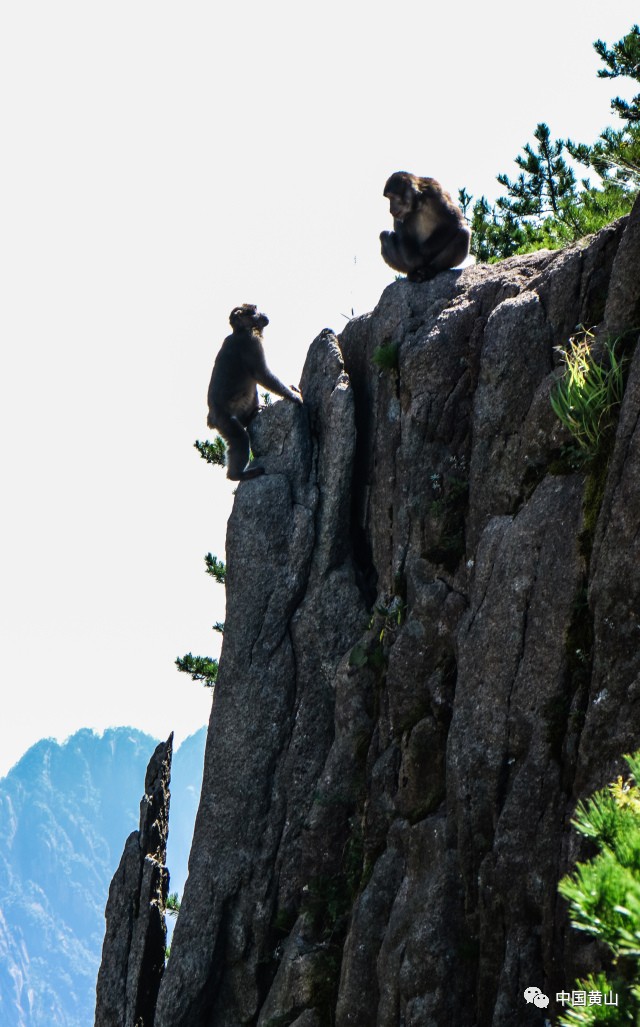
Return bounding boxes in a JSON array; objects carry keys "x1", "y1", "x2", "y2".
[
  {"x1": 94, "y1": 735, "x2": 173, "y2": 1027},
  {"x1": 154, "y1": 331, "x2": 367, "y2": 1027}
]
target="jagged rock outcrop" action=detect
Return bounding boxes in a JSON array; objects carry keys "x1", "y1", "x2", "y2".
[
  {"x1": 95, "y1": 735, "x2": 173, "y2": 1027},
  {"x1": 105, "y1": 195, "x2": 640, "y2": 1026}
]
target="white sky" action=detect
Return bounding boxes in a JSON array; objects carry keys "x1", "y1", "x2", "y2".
[{"x1": 0, "y1": 1, "x2": 638, "y2": 777}]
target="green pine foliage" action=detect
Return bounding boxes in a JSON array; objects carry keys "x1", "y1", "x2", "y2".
[
  {"x1": 204, "y1": 553, "x2": 226, "y2": 584},
  {"x1": 462, "y1": 193, "x2": 532, "y2": 262},
  {"x1": 176, "y1": 549, "x2": 226, "y2": 689},
  {"x1": 194, "y1": 437, "x2": 227, "y2": 466},
  {"x1": 166, "y1": 892, "x2": 181, "y2": 917},
  {"x1": 568, "y1": 25, "x2": 640, "y2": 186},
  {"x1": 496, "y1": 123, "x2": 582, "y2": 231},
  {"x1": 558, "y1": 751, "x2": 640, "y2": 1025},
  {"x1": 463, "y1": 25, "x2": 639, "y2": 263},
  {"x1": 175, "y1": 652, "x2": 218, "y2": 687}
]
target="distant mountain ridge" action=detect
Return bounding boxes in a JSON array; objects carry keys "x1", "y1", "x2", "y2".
[{"x1": 0, "y1": 726, "x2": 205, "y2": 1027}]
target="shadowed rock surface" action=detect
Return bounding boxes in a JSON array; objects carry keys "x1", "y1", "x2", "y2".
[
  {"x1": 108, "y1": 197, "x2": 640, "y2": 1026},
  {"x1": 95, "y1": 736, "x2": 173, "y2": 1027}
]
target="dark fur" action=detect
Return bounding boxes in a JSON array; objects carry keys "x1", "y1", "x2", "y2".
[
  {"x1": 380, "y1": 172, "x2": 471, "y2": 282},
  {"x1": 207, "y1": 304, "x2": 303, "y2": 480}
]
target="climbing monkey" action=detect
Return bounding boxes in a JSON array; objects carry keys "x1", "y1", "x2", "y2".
[{"x1": 207, "y1": 305, "x2": 303, "y2": 480}]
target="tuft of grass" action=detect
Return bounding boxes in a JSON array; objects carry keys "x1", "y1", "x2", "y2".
[
  {"x1": 550, "y1": 328, "x2": 627, "y2": 460},
  {"x1": 372, "y1": 341, "x2": 398, "y2": 371}
]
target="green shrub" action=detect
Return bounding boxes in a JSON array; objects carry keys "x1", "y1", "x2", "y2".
[{"x1": 372, "y1": 341, "x2": 398, "y2": 371}]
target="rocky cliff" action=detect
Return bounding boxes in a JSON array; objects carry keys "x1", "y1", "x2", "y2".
[
  {"x1": 102, "y1": 195, "x2": 640, "y2": 1026},
  {"x1": 95, "y1": 736, "x2": 172, "y2": 1027}
]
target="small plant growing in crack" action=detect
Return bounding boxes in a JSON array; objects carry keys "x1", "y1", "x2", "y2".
[
  {"x1": 349, "y1": 595, "x2": 405, "y2": 670},
  {"x1": 550, "y1": 327, "x2": 628, "y2": 462},
  {"x1": 372, "y1": 340, "x2": 399, "y2": 371}
]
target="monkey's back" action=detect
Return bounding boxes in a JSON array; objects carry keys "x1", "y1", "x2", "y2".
[{"x1": 208, "y1": 333, "x2": 259, "y2": 420}]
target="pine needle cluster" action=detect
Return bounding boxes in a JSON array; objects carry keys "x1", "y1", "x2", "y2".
[
  {"x1": 176, "y1": 554, "x2": 227, "y2": 689},
  {"x1": 461, "y1": 25, "x2": 640, "y2": 262},
  {"x1": 194, "y1": 436, "x2": 227, "y2": 466},
  {"x1": 559, "y1": 752, "x2": 640, "y2": 1025},
  {"x1": 174, "y1": 652, "x2": 218, "y2": 688},
  {"x1": 204, "y1": 553, "x2": 226, "y2": 584}
]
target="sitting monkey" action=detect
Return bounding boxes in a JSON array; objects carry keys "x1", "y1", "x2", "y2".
[
  {"x1": 380, "y1": 171, "x2": 471, "y2": 281},
  {"x1": 207, "y1": 304, "x2": 303, "y2": 480}
]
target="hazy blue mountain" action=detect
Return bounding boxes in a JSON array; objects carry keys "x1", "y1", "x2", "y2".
[{"x1": 0, "y1": 725, "x2": 206, "y2": 1027}]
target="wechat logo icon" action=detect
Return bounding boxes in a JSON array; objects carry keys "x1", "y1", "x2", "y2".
[{"x1": 524, "y1": 986, "x2": 550, "y2": 1008}]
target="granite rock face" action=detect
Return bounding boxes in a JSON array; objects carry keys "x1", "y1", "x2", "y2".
[
  {"x1": 95, "y1": 736, "x2": 173, "y2": 1027},
  {"x1": 107, "y1": 204, "x2": 640, "y2": 1026}
]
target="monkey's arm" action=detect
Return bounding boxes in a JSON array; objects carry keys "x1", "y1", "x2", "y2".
[
  {"x1": 380, "y1": 230, "x2": 414, "y2": 274},
  {"x1": 245, "y1": 339, "x2": 303, "y2": 404},
  {"x1": 257, "y1": 369, "x2": 303, "y2": 403}
]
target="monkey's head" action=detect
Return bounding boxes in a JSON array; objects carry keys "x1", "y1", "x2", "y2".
[
  {"x1": 229, "y1": 304, "x2": 269, "y2": 333},
  {"x1": 383, "y1": 172, "x2": 416, "y2": 221}
]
